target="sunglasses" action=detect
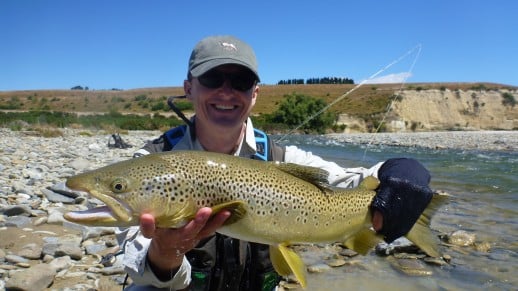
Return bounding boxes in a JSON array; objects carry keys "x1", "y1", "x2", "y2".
[{"x1": 197, "y1": 69, "x2": 257, "y2": 92}]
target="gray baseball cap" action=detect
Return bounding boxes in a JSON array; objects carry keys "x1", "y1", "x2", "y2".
[{"x1": 188, "y1": 35, "x2": 260, "y2": 81}]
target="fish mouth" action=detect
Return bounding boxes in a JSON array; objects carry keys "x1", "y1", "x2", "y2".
[{"x1": 64, "y1": 182, "x2": 134, "y2": 226}]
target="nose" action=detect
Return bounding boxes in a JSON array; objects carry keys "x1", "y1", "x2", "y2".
[{"x1": 219, "y1": 79, "x2": 235, "y2": 95}]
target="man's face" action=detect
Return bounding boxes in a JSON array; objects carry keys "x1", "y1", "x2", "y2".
[{"x1": 185, "y1": 64, "x2": 258, "y2": 130}]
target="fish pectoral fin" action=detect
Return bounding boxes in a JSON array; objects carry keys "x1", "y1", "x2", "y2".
[
  {"x1": 405, "y1": 192, "x2": 449, "y2": 258},
  {"x1": 343, "y1": 228, "x2": 382, "y2": 255},
  {"x1": 155, "y1": 203, "x2": 197, "y2": 228},
  {"x1": 211, "y1": 200, "x2": 247, "y2": 225},
  {"x1": 270, "y1": 244, "x2": 307, "y2": 289}
]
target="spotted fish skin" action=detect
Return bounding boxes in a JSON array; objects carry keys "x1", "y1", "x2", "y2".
[
  {"x1": 65, "y1": 151, "x2": 378, "y2": 244},
  {"x1": 64, "y1": 150, "x2": 446, "y2": 288}
]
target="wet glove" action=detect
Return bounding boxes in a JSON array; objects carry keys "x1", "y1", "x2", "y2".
[{"x1": 371, "y1": 158, "x2": 434, "y2": 243}]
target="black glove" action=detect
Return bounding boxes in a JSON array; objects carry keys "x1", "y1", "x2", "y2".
[{"x1": 371, "y1": 158, "x2": 434, "y2": 243}]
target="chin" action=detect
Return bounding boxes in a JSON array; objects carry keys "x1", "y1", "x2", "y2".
[{"x1": 209, "y1": 117, "x2": 245, "y2": 128}]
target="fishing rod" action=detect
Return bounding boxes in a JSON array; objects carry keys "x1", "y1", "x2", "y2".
[{"x1": 275, "y1": 44, "x2": 423, "y2": 150}]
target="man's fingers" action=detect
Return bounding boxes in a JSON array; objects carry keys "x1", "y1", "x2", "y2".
[
  {"x1": 372, "y1": 210, "x2": 384, "y2": 232},
  {"x1": 140, "y1": 207, "x2": 231, "y2": 242},
  {"x1": 198, "y1": 210, "x2": 231, "y2": 238},
  {"x1": 140, "y1": 213, "x2": 156, "y2": 238}
]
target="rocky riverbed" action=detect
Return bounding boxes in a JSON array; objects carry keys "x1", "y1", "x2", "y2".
[
  {"x1": 1, "y1": 128, "x2": 510, "y2": 290},
  {"x1": 328, "y1": 130, "x2": 518, "y2": 152}
]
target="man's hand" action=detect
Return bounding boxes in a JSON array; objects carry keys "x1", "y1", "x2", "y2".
[
  {"x1": 142, "y1": 207, "x2": 231, "y2": 281},
  {"x1": 371, "y1": 158, "x2": 434, "y2": 243}
]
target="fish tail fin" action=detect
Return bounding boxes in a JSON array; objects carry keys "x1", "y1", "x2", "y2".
[
  {"x1": 405, "y1": 192, "x2": 450, "y2": 257},
  {"x1": 270, "y1": 244, "x2": 307, "y2": 289}
]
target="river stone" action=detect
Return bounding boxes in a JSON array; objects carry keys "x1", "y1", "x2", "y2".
[
  {"x1": 48, "y1": 181, "x2": 82, "y2": 198},
  {"x1": 4, "y1": 263, "x2": 56, "y2": 290},
  {"x1": 41, "y1": 188, "x2": 75, "y2": 204},
  {"x1": 47, "y1": 209, "x2": 65, "y2": 224},
  {"x1": 17, "y1": 243, "x2": 43, "y2": 260},
  {"x1": 55, "y1": 244, "x2": 84, "y2": 260},
  {"x1": 307, "y1": 263, "x2": 332, "y2": 273},
  {"x1": 5, "y1": 254, "x2": 30, "y2": 264},
  {"x1": 33, "y1": 216, "x2": 48, "y2": 226},
  {"x1": 69, "y1": 157, "x2": 92, "y2": 171},
  {"x1": 473, "y1": 242, "x2": 491, "y2": 252},
  {"x1": 2, "y1": 205, "x2": 32, "y2": 217},
  {"x1": 375, "y1": 237, "x2": 419, "y2": 255},
  {"x1": 84, "y1": 243, "x2": 107, "y2": 255},
  {"x1": 88, "y1": 143, "x2": 103, "y2": 152},
  {"x1": 389, "y1": 257, "x2": 433, "y2": 276},
  {"x1": 4, "y1": 215, "x2": 32, "y2": 228},
  {"x1": 338, "y1": 248, "x2": 358, "y2": 257},
  {"x1": 446, "y1": 230, "x2": 476, "y2": 247},
  {"x1": 326, "y1": 257, "x2": 347, "y2": 267},
  {"x1": 22, "y1": 167, "x2": 44, "y2": 180},
  {"x1": 63, "y1": 221, "x2": 116, "y2": 240},
  {"x1": 48, "y1": 255, "x2": 73, "y2": 272}
]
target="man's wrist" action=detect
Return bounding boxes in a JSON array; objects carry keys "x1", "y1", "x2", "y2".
[{"x1": 147, "y1": 240, "x2": 184, "y2": 282}]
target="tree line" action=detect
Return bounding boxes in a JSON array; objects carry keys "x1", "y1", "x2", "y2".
[{"x1": 277, "y1": 77, "x2": 354, "y2": 85}]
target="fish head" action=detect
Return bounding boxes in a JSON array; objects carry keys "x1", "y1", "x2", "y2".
[{"x1": 64, "y1": 154, "x2": 174, "y2": 226}]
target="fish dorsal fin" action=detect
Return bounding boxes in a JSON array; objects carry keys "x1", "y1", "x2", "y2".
[
  {"x1": 405, "y1": 192, "x2": 450, "y2": 257},
  {"x1": 269, "y1": 243, "x2": 307, "y2": 288},
  {"x1": 274, "y1": 162, "x2": 330, "y2": 190},
  {"x1": 211, "y1": 201, "x2": 247, "y2": 225}
]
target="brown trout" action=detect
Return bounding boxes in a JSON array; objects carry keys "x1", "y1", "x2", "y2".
[{"x1": 64, "y1": 151, "x2": 446, "y2": 288}]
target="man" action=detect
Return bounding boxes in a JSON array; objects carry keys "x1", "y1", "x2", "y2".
[{"x1": 118, "y1": 35, "x2": 434, "y2": 290}]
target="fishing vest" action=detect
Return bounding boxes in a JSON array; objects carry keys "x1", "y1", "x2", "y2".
[
  {"x1": 163, "y1": 124, "x2": 284, "y2": 291},
  {"x1": 162, "y1": 124, "x2": 285, "y2": 162}
]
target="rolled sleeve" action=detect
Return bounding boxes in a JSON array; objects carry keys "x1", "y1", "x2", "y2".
[
  {"x1": 117, "y1": 227, "x2": 192, "y2": 289},
  {"x1": 284, "y1": 145, "x2": 383, "y2": 188}
]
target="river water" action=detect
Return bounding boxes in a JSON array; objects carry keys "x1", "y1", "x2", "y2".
[{"x1": 277, "y1": 135, "x2": 517, "y2": 291}]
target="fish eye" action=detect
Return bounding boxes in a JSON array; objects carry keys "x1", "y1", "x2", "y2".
[{"x1": 111, "y1": 178, "x2": 127, "y2": 193}]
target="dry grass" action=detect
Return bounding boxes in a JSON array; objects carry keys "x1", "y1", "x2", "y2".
[{"x1": 0, "y1": 82, "x2": 514, "y2": 117}]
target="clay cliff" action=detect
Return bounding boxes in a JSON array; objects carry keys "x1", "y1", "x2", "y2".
[{"x1": 339, "y1": 88, "x2": 518, "y2": 132}]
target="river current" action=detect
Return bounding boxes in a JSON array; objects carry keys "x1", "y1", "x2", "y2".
[{"x1": 277, "y1": 135, "x2": 517, "y2": 290}]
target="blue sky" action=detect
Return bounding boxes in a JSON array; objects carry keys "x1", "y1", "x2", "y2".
[{"x1": 1, "y1": 0, "x2": 517, "y2": 91}]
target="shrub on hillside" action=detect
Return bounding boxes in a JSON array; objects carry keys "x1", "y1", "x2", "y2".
[
  {"x1": 271, "y1": 94, "x2": 335, "y2": 134},
  {"x1": 502, "y1": 92, "x2": 516, "y2": 107}
]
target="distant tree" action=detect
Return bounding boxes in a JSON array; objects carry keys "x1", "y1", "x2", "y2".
[
  {"x1": 272, "y1": 93, "x2": 335, "y2": 133},
  {"x1": 71, "y1": 85, "x2": 84, "y2": 90},
  {"x1": 277, "y1": 77, "x2": 354, "y2": 85}
]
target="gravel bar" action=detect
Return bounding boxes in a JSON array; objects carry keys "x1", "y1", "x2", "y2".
[{"x1": 327, "y1": 131, "x2": 518, "y2": 152}]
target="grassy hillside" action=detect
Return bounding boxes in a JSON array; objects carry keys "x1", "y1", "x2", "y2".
[{"x1": 0, "y1": 82, "x2": 514, "y2": 118}]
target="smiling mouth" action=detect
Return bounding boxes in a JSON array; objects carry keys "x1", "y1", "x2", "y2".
[{"x1": 213, "y1": 104, "x2": 237, "y2": 110}]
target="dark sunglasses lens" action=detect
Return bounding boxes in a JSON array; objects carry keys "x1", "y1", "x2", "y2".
[
  {"x1": 198, "y1": 71, "x2": 225, "y2": 89},
  {"x1": 230, "y1": 73, "x2": 256, "y2": 91},
  {"x1": 198, "y1": 70, "x2": 256, "y2": 91}
]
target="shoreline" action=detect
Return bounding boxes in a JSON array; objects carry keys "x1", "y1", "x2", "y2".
[
  {"x1": 1, "y1": 127, "x2": 517, "y2": 152},
  {"x1": 327, "y1": 130, "x2": 518, "y2": 152}
]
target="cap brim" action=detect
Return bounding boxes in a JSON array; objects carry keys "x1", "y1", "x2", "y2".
[{"x1": 190, "y1": 58, "x2": 260, "y2": 82}]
